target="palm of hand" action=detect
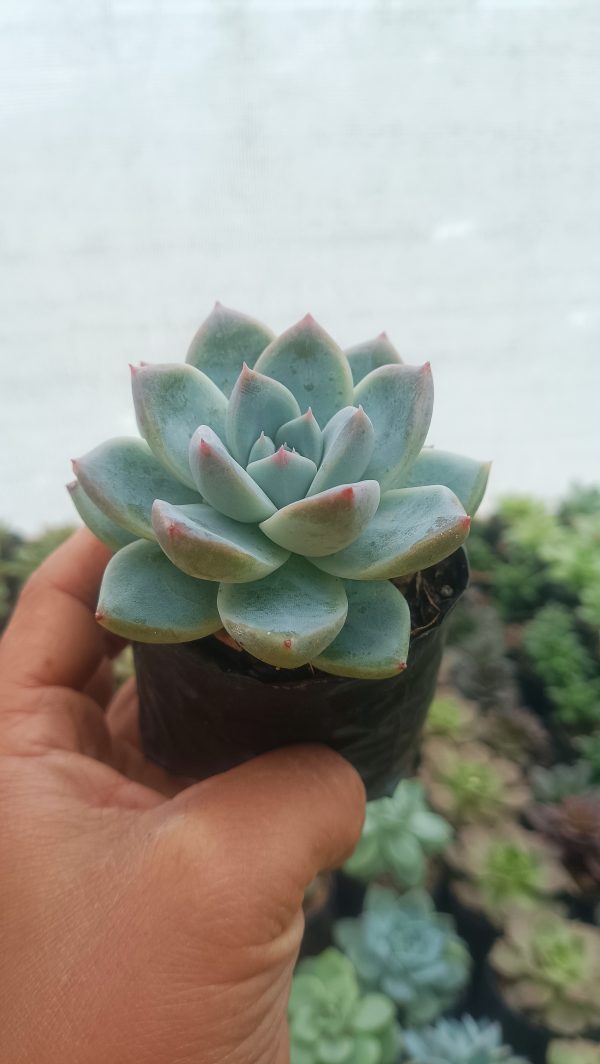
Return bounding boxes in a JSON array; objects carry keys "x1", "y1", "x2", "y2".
[{"x1": 0, "y1": 531, "x2": 363, "y2": 1064}]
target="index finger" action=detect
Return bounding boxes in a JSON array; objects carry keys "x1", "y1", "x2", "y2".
[{"x1": 0, "y1": 528, "x2": 116, "y2": 693}]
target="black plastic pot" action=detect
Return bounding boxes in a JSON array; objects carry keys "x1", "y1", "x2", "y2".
[
  {"x1": 333, "y1": 871, "x2": 367, "y2": 919},
  {"x1": 134, "y1": 548, "x2": 469, "y2": 799}
]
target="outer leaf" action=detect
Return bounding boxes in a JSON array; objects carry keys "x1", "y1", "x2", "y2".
[
  {"x1": 247, "y1": 447, "x2": 317, "y2": 509},
  {"x1": 131, "y1": 362, "x2": 228, "y2": 488},
  {"x1": 226, "y1": 363, "x2": 301, "y2": 466},
  {"x1": 96, "y1": 540, "x2": 221, "y2": 642},
  {"x1": 310, "y1": 486, "x2": 470, "y2": 580},
  {"x1": 345, "y1": 333, "x2": 402, "y2": 386},
  {"x1": 352, "y1": 994, "x2": 396, "y2": 1035},
  {"x1": 308, "y1": 406, "x2": 375, "y2": 496},
  {"x1": 275, "y1": 408, "x2": 323, "y2": 465},
  {"x1": 189, "y1": 426, "x2": 276, "y2": 523},
  {"x1": 254, "y1": 314, "x2": 354, "y2": 427},
  {"x1": 401, "y1": 448, "x2": 491, "y2": 516},
  {"x1": 248, "y1": 432, "x2": 276, "y2": 463},
  {"x1": 217, "y1": 556, "x2": 348, "y2": 668},
  {"x1": 73, "y1": 437, "x2": 199, "y2": 540},
  {"x1": 354, "y1": 364, "x2": 434, "y2": 491},
  {"x1": 260, "y1": 481, "x2": 380, "y2": 557},
  {"x1": 152, "y1": 501, "x2": 289, "y2": 583},
  {"x1": 313, "y1": 581, "x2": 410, "y2": 679},
  {"x1": 67, "y1": 480, "x2": 137, "y2": 552},
  {"x1": 185, "y1": 302, "x2": 274, "y2": 397}
]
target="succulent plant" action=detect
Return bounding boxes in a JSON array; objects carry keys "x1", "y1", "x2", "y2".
[
  {"x1": 576, "y1": 734, "x2": 600, "y2": 783},
  {"x1": 490, "y1": 908, "x2": 600, "y2": 1035},
  {"x1": 445, "y1": 823, "x2": 573, "y2": 927},
  {"x1": 480, "y1": 706, "x2": 551, "y2": 767},
  {"x1": 548, "y1": 1039, "x2": 600, "y2": 1064},
  {"x1": 527, "y1": 796, "x2": 600, "y2": 896},
  {"x1": 334, "y1": 886, "x2": 471, "y2": 1027},
  {"x1": 289, "y1": 948, "x2": 399, "y2": 1064},
  {"x1": 343, "y1": 779, "x2": 453, "y2": 888},
  {"x1": 420, "y1": 739, "x2": 529, "y2": 827},
  {"x1": 522, "y1": 605, "x2": 600, "y2": 730},
  {"x1": 530, "y1": 761, "x2": 598, "y2": 804},
  {"x1": 423, "y1": 695, "x2": 479, "y2": 744},
  {"x1": 449, "y1": 603, "x2": 519, "y2": 712},
  {"x1": 399, "y1": 1016, "x2": 529, "y2": 1063},
  {"x1": 68, "y1": 305, "x2": 488, "y2": 677}
]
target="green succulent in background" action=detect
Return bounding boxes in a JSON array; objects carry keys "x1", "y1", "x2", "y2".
[
  {"x1": 576, "y1": 734, "x2": 600, "y2": 784},
  {"x1": 548, "y1": 1039, "x2": 600, "y2": 1064},
  {"x1": 420, "y1": 739, "x2": 529, "y2": 827},
  {"x1": 343, "y1": 779, "x2": 453, "y2": 888},
  {"x1": 530, "y1": 761, "x2": 598, "y2": 804},
  {"x1": 446, "y1": 823, "x2": 573, "y2": 928},
  {"x1": 527, "y1": 796, "x2": 600, "y2": 897},
  {"x1": 423, "y1": 695, "x2": 479, "y2": 744},
  {"x1": 449, "y1": 603, "x2": 518, "y2": 712},
  {"x1": 522, "y1": 605, "x2": 600, "y2": 730},
  {"x1": 480, "y1": 706, "x2": 551, "y2": 768},
  {"x1": 69, "y1": 305, "x2": 488, "y2": 678},
  {"x1": 333, "y1": 886, "x2": 471, "y2": 1027},
  {"x1": 490, "y1": 909, "x2": 600, "y2": 1035},
  {"x1": 289, "y1": 948, "x2": 399, "y2": 1064},
  {"x1": 399, "y1": 1016, "x2": 529, "y2": 1064},
  {"x1": 0, "y1": 525, "x2": 74, "y2": 629},
  {"x1": 558, "y1": 484, "x2": 600, "y2": 521}
]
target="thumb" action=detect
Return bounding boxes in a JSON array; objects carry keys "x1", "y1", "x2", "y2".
[{"x1": 165, "y1": 745, "x2": 366, "y2": 913}]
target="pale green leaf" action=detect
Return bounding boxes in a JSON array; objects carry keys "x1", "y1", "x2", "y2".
[
  {"x1": 67, "y1": 480, "x2": 137, "y2": 552},
  {"x1": 313, "y1": 580, "x2": 410, "y2": 679},
  {"x1": 189, "y1": 426, "x2": 276, "y2": 523},
  {"x1": 354, "y1": 363, "x2": 433, "y2": 490},
  {"x1": 260, "y1": 481, "x2": 380, "y2": 557},
  {"x1": 186, "y1": 302, "x2": 274, "y2": 397}
]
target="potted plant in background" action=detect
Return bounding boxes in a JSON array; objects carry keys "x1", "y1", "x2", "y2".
[
  {"x1": 487, "y1": 908, "x2": 600, "y2": 1062},
  {"x1": 399, "y1": 1016, "x2": 529, "y2": 1063},
  {"x1": 526, "y1": 794, "x2": 600, "y2": 920},
  {"x1": 420, "y1": 739, "x2": 529, "y2": 827},
  {"x1": 289, "y1": 948, "x2": 399, "y2": 1064},
  {"x1": 333, "y1": 885, "x2": 471, "y2": 1026},
  {"x1": 336, "y1": 779, "x2": 453, "y2": 916},
  {"x1": 547, "y1": 1039, "x2": 600, "y2": 1064},
  {"x1": 69, "y1": 304, "x2": 489, "y2": 794}
]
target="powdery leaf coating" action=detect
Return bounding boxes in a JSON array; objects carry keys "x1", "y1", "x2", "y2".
[
  {"x1": 151, "y1": 500, "x2": 289, "y2": 583},
  {"x1": 217, "y1": 555, "x2": 348, "y2": 669},
  {"x1": 275, "y1": 408, "x2": 323, "y2": 466},
  {"x1": 226, "y1": 363, "x2": 301, "y2": 466},
  {"x1": 186, "y1": 302, "x2": 275, "y2": 397},
  {"x1": 354, "y1": 363, "x2": 434, "y2": 491},
  {"x1": 307, "y1": 406, "x2": 375, "y2": 496},
  {"x1": 309, "y1": 486, "x2": 470, "y2": 580},
  {"x1": 73, "y1": 437, "x2": 199, "y2": 540},
  {"x1": 260, "y1": 481, "x2": 381, "y2": 557},
  {"x1": 345, "y1": 333, "x2": 403, "y2": 386},
  {"x1": 313, "y1": 580, "x2": 410, "y2": 680},
  {"x1": 97, "y1": 540, "x2": 221, "y2": 642},
  {"x1": 189, "y1": 425, "x2": 276, "y2": 523},
  {"x1": 131, "y1": 362, "x2": 228, "y2": 488},
  {"x1": 401, "y1": 447, "x2": 491, "y2": 515},
  {"x1": 67, "y1": 480, "x2": 136, "y2": 553},
  {"x1": 247, "y1": 447, "x2": 317, "y2": 510},
  {"x1": 255, "y1": 314, "x2": 354, "y2": 428}
]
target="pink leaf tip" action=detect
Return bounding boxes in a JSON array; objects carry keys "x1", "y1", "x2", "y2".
[
  {"x1": 396, "y1": 661, "x2": 407, "y2": 673},
  {"x1": 378, "y1": 330, "x2": 388, "y2": 341},
  {"x1": 462, "y1": 515, "x2": 472, "y2": 529},
  {"x1": 340, "y1": 486, "x2": 354, "y2": 501},
  {"x1": 199, "y1": 438, "x2": 212, "y2": 456},
  {"x1": 95, "y1": 610, "x2": 105, "y2": 623},
  {"x1": 301, "y1": 312, "x2": 315, "y2": 326},
  {"x1": 283, "y1": 638, "x2": 292, "y2": 649},
  {"x1": 421, "y1": 361, "x2": 432, "y2": 374}
]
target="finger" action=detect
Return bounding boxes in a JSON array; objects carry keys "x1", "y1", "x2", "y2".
[
  {"x1": 84, "y1": 657, "x2": 115, "y2": 710},
  {"x1": 106, "y1": 677, "x2": 141, "y2": 747},
  {"x1": 0, "y1": 528, "x2": 113, "y2": 694},
  {"x1": 165, "y1": 745, "x2": 365, "y2": 911}
]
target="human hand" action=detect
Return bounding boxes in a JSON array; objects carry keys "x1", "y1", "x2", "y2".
[{"x1": 0, "y1": 530, "x2": 365, "y2": 1064}]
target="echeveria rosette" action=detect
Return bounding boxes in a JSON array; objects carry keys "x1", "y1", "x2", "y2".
[
  {"x1": 333, "y1": 886, "x2": 471, "y2": 1027},
  {"x1": 69, "y1": 305, "x2": 489, "y2": 678},
  {"x1": 399, "y1": 1016, "x2": 529, "y2": 1064}
]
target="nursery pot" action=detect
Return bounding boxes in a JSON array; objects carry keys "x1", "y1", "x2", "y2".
[{"x1": 134, "y1": 548, "x2": 469, "y2": 799}]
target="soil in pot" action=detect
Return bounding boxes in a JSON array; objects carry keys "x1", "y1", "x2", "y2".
[{"x1": 134, "y1": 548, "x2": 469, "y2": 799}]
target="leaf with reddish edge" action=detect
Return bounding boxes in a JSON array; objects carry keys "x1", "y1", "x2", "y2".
[
  {"x1": 226, "y1": 363, "x2": 301, "y2": 466},
  {"x1": 275, "y1": 408, "x2": 323, "y2": 466},
  {"x1": 309, "y1": 485, "x2": 470, "y2": 580},
  {"x1": 67, "y1": 479, "x2": 137, "y2": 552},
  {"x1": 73, "y1": 437, "x2": 199, "y2": 541},
  {"x1": 313, "y1": 580, "x2": 411, "y2": 679},
  {"x1": 189, "y1": 425, "x2": 276, "y2": 523},
  {"x1": 131, "y1": 362, "x2": 228, "y2": 488},
  {"x1": 152, "y1": 500, "x2": 289, "y2": 583},
  {"x1": 247, "y1": 447, "x2": 317, "y2": 509},
  {"x1": 307, "y1": 405, "x2": 374, "y2": 496},
  {"x1": 260, "y1": 481, "x2": 381, "y2": 557},
  {"x1": 345, "y1": 332, "x2": 403, "y2": 386},
  {"x1": 354, "y1": 363, "x2": 434, "y2": 491},
  {"x1": 96, "y1": 540, "x2": 221, "y2": 643},
  {"x1": 254, "y1": 314, "x2": 354, "y2": 428},
  {"x1": 400, "y1": 448, "x2": 491, "y2": 516},
  {"x1": 185, "y1": 302, "x2": 275, "y2": 397},
  {"x1": 217, "y1": 555, "x2": 348, "y2": 669}
]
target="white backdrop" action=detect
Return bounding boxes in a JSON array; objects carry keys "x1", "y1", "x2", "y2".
[{"x1": 1, "y1": 0, "x2": 599, "y2": 531}]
